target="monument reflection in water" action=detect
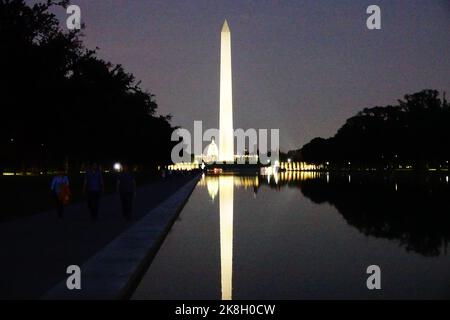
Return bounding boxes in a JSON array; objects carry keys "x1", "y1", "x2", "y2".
[
  {"x1": 218, "y1": 176, "x2": 234, "y2": 300},
  {"x1": 133, "y1": 172, "x2": 450, "y2": 300},
  {"x1": 209, "y1": 173, "x2": 331, "y2": 300},
  {"x1": 204, "y1": 175, "x2": 256, "y2": 300}
]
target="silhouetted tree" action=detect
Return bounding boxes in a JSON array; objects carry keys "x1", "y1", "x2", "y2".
[
  {"x1": 291, "y1": 90, "x2": 450, "y2": 170},
  {"x1": 0, "y1": 0, "x2": 175, "y2": 173}
]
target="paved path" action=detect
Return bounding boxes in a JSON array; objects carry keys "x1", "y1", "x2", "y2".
[{"x1": 0, "y1": 173, "x2": 198, "y2": 299}]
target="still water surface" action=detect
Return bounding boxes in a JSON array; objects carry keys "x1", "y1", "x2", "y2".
[{"x1": 133, "y1": 173, "x2": 450, "y2": 299}]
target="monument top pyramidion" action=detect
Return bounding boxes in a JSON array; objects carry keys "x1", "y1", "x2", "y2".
[{"x1": 222, "y1": 19, "x2": 230, "y2": 33}]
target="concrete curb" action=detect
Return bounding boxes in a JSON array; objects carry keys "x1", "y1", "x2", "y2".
[{"x1": 43, "y1": 174, "x2": 201, "y2": 300}]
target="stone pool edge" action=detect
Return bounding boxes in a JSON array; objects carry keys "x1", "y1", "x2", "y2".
[{"x1": 43, "y1": 173, "x2": 201, "y2": 300}]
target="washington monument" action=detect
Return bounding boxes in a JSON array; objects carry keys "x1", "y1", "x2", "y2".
[{"x1": 219, "y1": 20, "x2": 234, "y2": 162}]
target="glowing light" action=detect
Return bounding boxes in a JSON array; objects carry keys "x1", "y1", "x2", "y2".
[
  {"x1": 273, "y1": 172, "x2": 279, "y2": 185},
  {"x1": 219, "y1": 176, "x2": 234, "y2": 300},
  {"x1": 219, "y1": 20, "x2": 234, "y2": 162},
  {"x1": 206, "y1": 176, "x2": 219, "y2": 201},
  {"x1": 203, "y1": 139, "x2": 219, "y2": 163},
  {"x1": 167, "y1": 162, "x2": 199, "y2": 171},
  {"x1": 287, "y1": 158, "x2": 292, "y2": 163},
  {"x1": 113, "y1": 163, "x2": 122, "y2": 172},
  {"x1": 213, "y1": 168, "x2": 223, "y2": 174}
]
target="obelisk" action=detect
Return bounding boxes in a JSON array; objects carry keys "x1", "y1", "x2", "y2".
[{"x1": 219, "y1": 20, "x2": 234, "y2": 163}]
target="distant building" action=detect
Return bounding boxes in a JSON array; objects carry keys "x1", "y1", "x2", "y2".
[{"x1": 194, "y1": 138, "x2": 219, "y2": 163}]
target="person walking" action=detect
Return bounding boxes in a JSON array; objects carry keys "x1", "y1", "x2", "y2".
[
  {"x1": 117, "y1": 164, "x2": 136, "y2": 221},
  {"x1": 50, "y1": 168, "x2": 70, "y2": 218},
  {"x1": 83, "y1": 163, "x2": 104, "y2": 220}
]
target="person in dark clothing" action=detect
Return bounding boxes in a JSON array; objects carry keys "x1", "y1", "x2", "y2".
[
  {"x1": 117, "y1": 164, "x2": 136, "y2": 220},
  {"x1": 83, "y1": 163, "x2": 104, "y2": 220},
  {"x1": 50, "y1": 168, "x2": 69, "y2": 218}
]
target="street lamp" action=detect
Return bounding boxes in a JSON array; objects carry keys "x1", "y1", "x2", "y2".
[{"x1": 114, "y1": 163, "x2": 122, "y2": 172}]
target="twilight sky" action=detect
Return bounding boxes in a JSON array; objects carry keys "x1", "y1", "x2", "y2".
[{"x1": 34, "y1": 0, "x2": 450, "y2": 151}]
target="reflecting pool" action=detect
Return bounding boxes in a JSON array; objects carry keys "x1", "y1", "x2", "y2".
[{"x1": 133, "y1": 172, "x2": 450, "y2": 299}]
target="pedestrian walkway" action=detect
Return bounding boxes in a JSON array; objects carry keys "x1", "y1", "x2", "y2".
[{"x1": 0, "y1": 173, "x2": 198, "y2": 299}]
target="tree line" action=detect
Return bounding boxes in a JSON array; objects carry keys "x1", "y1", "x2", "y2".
[
  {"x1": 288, "y1": 89, "x2": 450, "y2": 170},
  {"x1": 0, "y1": 0, "x2": 175, "y2": 173}
]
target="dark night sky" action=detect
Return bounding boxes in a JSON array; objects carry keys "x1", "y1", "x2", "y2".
[{"x1": 32, "y1": 0, "x2": 450, "y2": 151}]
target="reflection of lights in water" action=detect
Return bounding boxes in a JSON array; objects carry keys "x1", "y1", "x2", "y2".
[
  {"x1": 327, "y1": 173, "x2": 330, "y2": 184},
  {"x1": 202, "y1": 175, "x2": 264, "y2": 299},
  {"x1": 348, "y1": 175, "x2": 351, "y2": 184},
  {"x1": 203, "y1": 172, "x2": 343, "y2": 299},
  {"x1": 395, "y1": 183, "x2": 398, "y2": 191},
  {"x1": 219, "y1": 176, "x2": 234, "y2": 300},
  {"x1": 206, "y1": 176, "x2": 219, "y2": 201},
  {"x1": 200, "y1": 175, "x2": 259, "y2": 192},
  {"x1": 446, "y1": 176, "x2": 449, "y2": 183},
  {"x1": 273, "y1": 172, "x2": 279, "y2": 185}
]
